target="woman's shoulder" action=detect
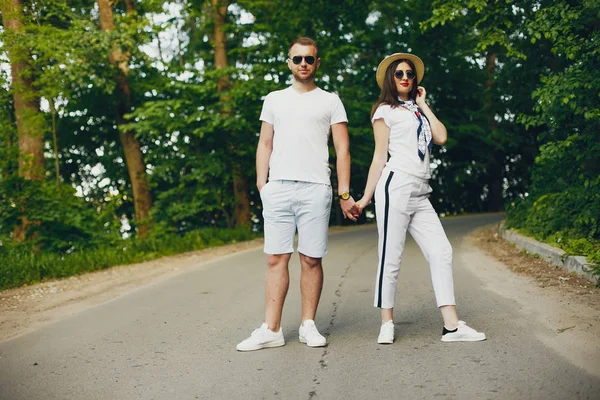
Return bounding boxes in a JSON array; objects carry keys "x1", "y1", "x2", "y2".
[
  {"x1": 372, "y1": 102, "x2": 413, "y2": 124},
  {"x1": 375, "y1": 102, "x2": 411, "y2": 116},
  {"x1": 372, "y1": 103, "x2": 392, "y2": 116}
]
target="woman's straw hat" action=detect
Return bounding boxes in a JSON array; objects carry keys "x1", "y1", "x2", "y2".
[{"x1": 375, "y1": 53, "x2": 424, "y2": 89}]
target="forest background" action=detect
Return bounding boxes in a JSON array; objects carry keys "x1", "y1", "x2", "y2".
[{"x1": 0, "y1": 0, "x2": 598, "y2": 290}]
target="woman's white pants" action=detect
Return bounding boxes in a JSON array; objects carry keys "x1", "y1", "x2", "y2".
[{"x1": 374, "y1": 168, "x2": 456, "y2": 309}]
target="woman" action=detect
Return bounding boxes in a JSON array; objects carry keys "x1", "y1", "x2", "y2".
[{"x1": 355, "y1": 53, "x2": 486, "y2": 344}]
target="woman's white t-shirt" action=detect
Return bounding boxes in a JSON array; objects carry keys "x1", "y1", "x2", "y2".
[
  {"x1": 372, "y1": 104, "x2": 431, "y2": 179},
  {"x1": 260, "y1": 87, "x2": 348, "y2": 184}
]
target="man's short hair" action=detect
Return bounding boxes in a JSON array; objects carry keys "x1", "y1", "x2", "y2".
[{"x1": 288, "y1": 37, "x2": 319, "y2": 58}]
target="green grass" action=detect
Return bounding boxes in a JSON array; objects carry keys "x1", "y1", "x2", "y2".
[{"x1": 0, "y1": 228, "x2": 258, "y2": 292}]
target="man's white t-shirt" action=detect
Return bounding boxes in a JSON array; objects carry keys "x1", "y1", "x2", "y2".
[
  {"x1": 372, "y1": 104, "x2": 431, "y2": 180},
  {"x1": 259, "y1": 86, "x2": 348, "y2": 184}
]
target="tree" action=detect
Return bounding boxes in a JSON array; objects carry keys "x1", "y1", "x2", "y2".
[
  {"x1": 1, "y1": 0, "x2": 46, "y2": 241},
  {"x1": 422, "y1": 0, "x2": 537, "y2": 212},
  {"x1": 211, "y1": 0, "x2": 251, "y2": 229},
  {"x1": 97, "y1": 0, "x2": 153, "y2": 237},
  {"x1": 509, "y1": 0, "x2": 600, "y2": 241}
]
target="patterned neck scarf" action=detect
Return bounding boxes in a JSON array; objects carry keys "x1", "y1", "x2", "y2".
[{"x1": 397, "y1": 98, "x2": 432, "y2": 160}]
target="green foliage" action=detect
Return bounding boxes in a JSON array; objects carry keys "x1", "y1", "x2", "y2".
[
  {"x1": 0, "y1": 77, "x2": 18, "y2": 180},
  {"x1": 506, "y1": 133, "x2": 600, "y2": 243},
  {"x1": 519, "y1": 0, "x2": 600, "y2": 130},
  {"x1": 0, "y1": 178, "x2": 114, "y2": 251},
  {"x1": 423, "y1": 0, "x2": 528, "y2": 59},
  {"x1": 505, "y1": 0, "x2": 600, "y2": 279},
  {"x1": 0, "y1": 227, "x2": 257, "y2": 291},
  {"x1": 424, "y1": 0, "x2": 600, "y2": 279},
  {"x1": 2, "y1": 0, "x2": 599, "y2": 287},
  {"x1": 418, "y1": 0, "x2": 535, "y2": 212}
]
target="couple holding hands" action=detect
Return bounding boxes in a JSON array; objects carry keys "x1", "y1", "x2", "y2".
[{"x1": 237, "y1": 37, "x2": 486, "y2": 352}]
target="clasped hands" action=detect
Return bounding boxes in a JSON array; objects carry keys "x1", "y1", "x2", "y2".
[{"x1": 340, "y1": 196, "x2": 371, "y2": 222}]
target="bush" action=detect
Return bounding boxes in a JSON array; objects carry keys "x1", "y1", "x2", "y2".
[{"x1": 506, "y1": 133, "x2": 600, "y2": 281}]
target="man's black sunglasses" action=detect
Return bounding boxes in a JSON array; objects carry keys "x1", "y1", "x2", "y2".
[
  {"x1": 292, "y1": 56, "x2": 316, "y2": 65},
  {"x1": 394, "y1": 70, "x2": 416, "y2": 80}
]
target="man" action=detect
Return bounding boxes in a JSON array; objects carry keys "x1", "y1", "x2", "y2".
[{"x1": 236, "y1": 37, "x2": 358, "y2": 351}]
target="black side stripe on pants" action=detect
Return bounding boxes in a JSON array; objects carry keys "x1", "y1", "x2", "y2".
[{"x1": 377, "y1": 171, "x2": 394, "y2": 308}]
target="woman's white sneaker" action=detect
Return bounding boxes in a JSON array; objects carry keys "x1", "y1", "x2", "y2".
[
  {"x1": 441, "y1": 320, "x2": 486, "y2": 342},
  {"x1": 377, "y1": 320, "x2": 395, "y2": 344},
  {"x1": 236, "y1": 323, "x2": 285, "y2": 351},
  {"x1": 298, "y1": 319, "x2": 327, "y2": 347}
]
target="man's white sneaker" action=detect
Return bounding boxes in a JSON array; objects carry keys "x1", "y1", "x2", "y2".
[
  {"x1": 236, "y1": 323, "x2": 285, "y2": 351},
  {"x1": 441, "y1": 320, "x2": 486, "y2": 342},
  {"x1": 377, "y1": 320, "x2": 394, "y2": 344},
  {"x1": 298, "y1": 319, "x2": 327, "y2": 347}
]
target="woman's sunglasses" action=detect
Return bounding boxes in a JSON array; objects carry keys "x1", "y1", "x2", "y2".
[
  {"x1": 394, "y1": 70, "x2": 416, "y2": 80},
  {"x1": 291, "y1": 56, "x2": 316, "y2": 65}
]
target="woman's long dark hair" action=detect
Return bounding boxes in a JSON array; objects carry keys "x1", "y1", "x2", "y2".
[{"x1": 371, "y1": 59, "x2": 419, "y2": 119}]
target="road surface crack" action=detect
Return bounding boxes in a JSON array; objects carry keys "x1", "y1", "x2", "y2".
[{"x1": 308, "y1": 240, "x2": 376, "y2": 399}]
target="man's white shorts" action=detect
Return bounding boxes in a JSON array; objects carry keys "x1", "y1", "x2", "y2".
[{"x1": 260, "y1": 180, "x2": 332, "y2": 258}]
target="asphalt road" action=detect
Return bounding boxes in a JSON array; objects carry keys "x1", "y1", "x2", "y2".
[{"x1": 1, "y1": 213, "x2": 599, "y2": 400}]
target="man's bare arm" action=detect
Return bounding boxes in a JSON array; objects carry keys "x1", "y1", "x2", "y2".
[{"x1": 256, "y1": 121, "x2": 274, "y2": 191}]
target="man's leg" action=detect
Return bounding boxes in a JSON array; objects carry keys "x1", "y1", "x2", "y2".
[
  {"x1": 236, "y1": 253, "x2": 290, "y2": 351},
  {"x1": 299, "y1": 253, "x2": 323, "y2": 321},
  {"x1": 265, "y1": 253, "x2": 292, "y2": 332},
  {"x1": 236, "y1": 181, "x2": 294, "y2": 351},
  {"x1": 297, "y1": 253, "x2": 326, "y2": 347},
  {"x1": 295, "y1": 182, "x2": 330, "y2": 347},
  {"x1": 261, "y1": 180, "x2": 295, "y2": 331}
]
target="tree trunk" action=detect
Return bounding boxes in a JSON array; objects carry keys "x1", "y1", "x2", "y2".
[
  {"x1": 212, "y1": 0, "x2": 251, "y2": 229},
  {"x1": 485, "y1": 50, "x2": 504, "y2": 211},
  {"x1": 124, "y1": 0, "x2": 135, "y2": 13},
  {"x1": 97, "y1": 0, "x2": 153, "y2": 237},
  {"x1": 1, "y1": 0, "x2": 46, "y2": 241}
]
